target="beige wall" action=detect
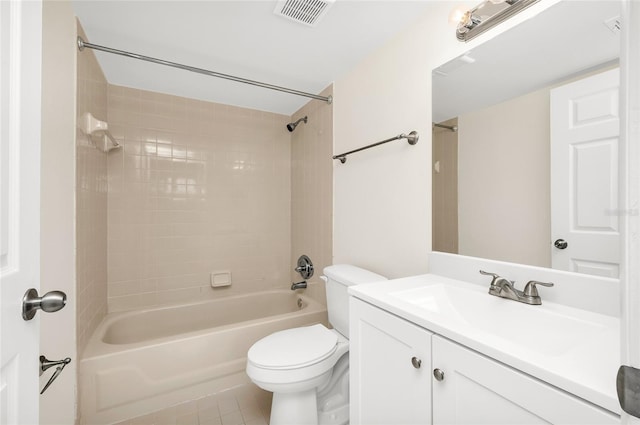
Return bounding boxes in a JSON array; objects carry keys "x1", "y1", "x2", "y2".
[
  {"x1": 332, "y1": 1, "x2": 561, "y2": 279},
  {"x1": 290, "y1": 86, "x2": 333, "y2": 302},
  {"x1": 40, "y1": 2, "x2": 77, "y2": 423},
  {"x1": 76, "y1": 22, "x2": 109, "y2": 353},
  {"x1": 106, "y1": 86, "x2": 292, "y2": 312},
  {"x1": 455, "y1": 64, "x2": 618, "y2": 269},
  {"x1": 458, "y1": 88, "x2": 551, "y2": 268}
]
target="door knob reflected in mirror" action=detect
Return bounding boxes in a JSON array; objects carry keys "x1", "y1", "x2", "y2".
[
  {"x1": 22, "y1": 288, "x2": 67, "y2": 321},
  {"x1": 554, "y1": 239, "x2": 568, "y2": 250}
]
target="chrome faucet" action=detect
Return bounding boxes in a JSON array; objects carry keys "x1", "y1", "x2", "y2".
[
  {"x1": 479, "y1": 270, "x2": 554, "y2": 305},
  {"x1": 291, "y1": 281, "x2": 307, "y2": 290}
]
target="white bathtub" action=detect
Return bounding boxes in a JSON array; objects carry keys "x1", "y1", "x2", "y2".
[{"x1": 80, "y1": 290, "x2": 328, "y2": 425}]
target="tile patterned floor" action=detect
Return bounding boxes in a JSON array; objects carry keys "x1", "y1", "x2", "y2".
[{"x1": 113, "y1": 383, "x2": 272, "y2": 425}]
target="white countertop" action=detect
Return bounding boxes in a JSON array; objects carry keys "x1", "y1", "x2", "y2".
[{"x1": 349, "y1": 273, "x2": 620, "y2": 415}]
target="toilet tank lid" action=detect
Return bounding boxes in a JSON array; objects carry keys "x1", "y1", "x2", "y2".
[{"x1": 323, "y1": 264, "x2": 387, "y2": 286}]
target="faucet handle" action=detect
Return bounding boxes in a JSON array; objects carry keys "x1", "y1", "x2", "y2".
[
  {"x1": 479, "y1": 270, "x2": 509, "y2": 286},
  {"x1": 523, "y1": 280, "x2": 554, "y2": 297},
  {"x1": 480, "y1": 270, "x2": 510, "y2": 295},
  {"x1": 479, "y1": 270, "x2": 499, "y2": 279},
  {"x1": 479, "y1": 270, "x2": 502, "y2": 286}
]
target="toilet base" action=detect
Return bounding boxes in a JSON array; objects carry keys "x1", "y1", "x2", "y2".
[{"x1": 271, "y1": 389, "x2": 318, "y2": 425}]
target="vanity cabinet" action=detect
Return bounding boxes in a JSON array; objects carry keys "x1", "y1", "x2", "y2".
[
  {"x1": 350, "y1": 297, "x2": 619, "y2": 425},
  {"x1": 349, "y1": 298, "x2": 432, "y2": 425},
  {"x1": 432, "y1": 336, "x2": 618, "y2": 425}
]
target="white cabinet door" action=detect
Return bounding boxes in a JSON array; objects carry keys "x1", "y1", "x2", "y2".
[
  {"x1": 349, "y1": 298, "x2": 432, "y2": 425},
  {"x1": 432, "y1": 336, "x2": 618, "y2": 425}
]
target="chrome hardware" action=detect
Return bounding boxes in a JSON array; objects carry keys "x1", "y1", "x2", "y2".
[
  {"x1": 333, "y1": 131, "x2": 419, "y2": 164},
  {"x1": 22, "y1": 288, "x2": 67, "y2": 321},
  {"x1": 554, "y1": 239, "x2": 568, "y2": 249},
  {"x1": 291, "y1": 281, "x2": 308, "y2": 290},
  {"x1": 433, "y1": 122, "x2": 457, "y2": 132},
  {"x1": 523, "y1": 280, "x2": 554, "y2": 299},
  {"x1": 479, "y1": 270, "x2": 513, "y2": 297},
  {"x1": 456, "y1": 0, "x2": 540, "y2": 42},
  {"x1": 411, "y1": 357, "x2": 422, "y2": 369},
  {"x1": 479, "y1": 270, "x2": 553, "y2": 306},
  {"x1": 295, "y1": 255, "x2": 314, "y2": 280},
  {"x1": 297, "y1": 298, "x2": 303, "y2": 309},
  {"x1": 433, "y1": 368, "x2": 445, "y2": 381},
  {"x1": 76, "y1": 37, "x2": 332, "y2": 104},
  {"x1": 39, "y1": 355, "x2": 71, "y2": 395}
]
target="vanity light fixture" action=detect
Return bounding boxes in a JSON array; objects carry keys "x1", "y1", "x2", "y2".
[{"x1": 456, "y1": 0, "x2": 540, "y2": 42}]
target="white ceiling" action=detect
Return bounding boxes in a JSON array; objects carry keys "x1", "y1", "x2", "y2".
[{"x1": 72, "y1": 0, "x2": 435, "y2": 115}]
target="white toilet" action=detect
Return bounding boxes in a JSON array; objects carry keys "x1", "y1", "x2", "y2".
[{"x1": 246, "y1": 265, "x2": 387, "y2": 425}]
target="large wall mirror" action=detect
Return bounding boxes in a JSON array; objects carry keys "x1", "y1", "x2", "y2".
[{"x1": 432, "y1": 0, "x2": 621, "y2": 278}]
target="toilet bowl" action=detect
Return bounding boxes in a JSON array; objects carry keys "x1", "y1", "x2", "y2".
[
  {"x1": 247, "y1": 325, "x2": 349, "y2": 425},
  {"x1": 246, "y1": 265, "x2": 387, "y2": 425}
]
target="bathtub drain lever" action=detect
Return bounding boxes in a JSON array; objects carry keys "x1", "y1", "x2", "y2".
[{"x1": 40, "y1": 355, "x2": 71, "y2": 395}]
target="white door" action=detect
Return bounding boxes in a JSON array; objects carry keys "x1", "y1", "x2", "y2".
[
  {"x1": 620, "y1": 1, "x2": 640, "y2": 423},
  {"x1": 550, "y1": 68, "x2": 620, "y2": 278},
  {"x1": 0, "y1": 0, "x2": 43, "y2": 423}
]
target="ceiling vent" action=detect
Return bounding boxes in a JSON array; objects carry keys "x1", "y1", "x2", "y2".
[
  {"x1": 603, "y1": 16, "x2": 621, "y2": 34},
  {"x1": 274, "y1": 0, "x2": 335, "y2": 27}
]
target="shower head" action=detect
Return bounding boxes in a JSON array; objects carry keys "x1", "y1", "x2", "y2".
[{"x1": 286, "y1": 116, "x2": 308, "y2": 132}]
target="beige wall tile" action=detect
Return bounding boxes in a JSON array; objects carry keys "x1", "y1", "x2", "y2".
[
  {"x1": 76, "y1": 20, "x2": 108, "y2": 354},
  {"x1": 106, "y1": 85, "x2": 292, "y2": 312},
  {"x1": 78, "y1": 59, "x2": 332, "y2": 318},
  {"x1": 290, "y1": 85, "x2": 334, "y2": 305}
]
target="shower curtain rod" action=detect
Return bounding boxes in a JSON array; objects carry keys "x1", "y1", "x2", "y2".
[
  {"x1": 77, "y1": 37, "x2": 333, "y2": 104},
  {"x1": 433, "y1": 123, "x2": 458, "y2": 132}
]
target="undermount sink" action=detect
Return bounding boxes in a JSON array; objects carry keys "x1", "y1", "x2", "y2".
[{"x1": 390, "y1": 283, "x2": 607, "y2": 356}]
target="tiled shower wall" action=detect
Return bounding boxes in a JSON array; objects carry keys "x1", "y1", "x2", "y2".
[
  {"x1": 106, "y1": 86, "x2": 292, "y2": 312},
  {"x1": 291, "y1": 86, "x2": 333, "y2": 298},
  {"x1": 76, "y1": 22, "x2": 108, "y2": 352}
]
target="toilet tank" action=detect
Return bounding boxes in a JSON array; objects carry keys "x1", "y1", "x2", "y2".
[{"x1": 323, "y1": 265, "x2": 387, "y2": 338}]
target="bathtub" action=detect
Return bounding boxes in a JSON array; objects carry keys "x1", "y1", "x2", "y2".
[{"x1": 80, "y1": 290, "x2": 328, "y2": 425}]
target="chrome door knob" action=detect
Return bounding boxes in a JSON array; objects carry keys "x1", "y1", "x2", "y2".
[
  {"x1": 411, "y1": 357, "x2": 422, "y2": 369},
  {"x1": 22, "y1": 288, "x2": 67, "y2": 321},
  {"x1": 433, "y1": 368, "x2": 445, "y2": 381},
  {"x1": 554, "y1": 239, "x2": 568, "y2": 249}
]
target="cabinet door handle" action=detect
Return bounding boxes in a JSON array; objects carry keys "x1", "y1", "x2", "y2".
[
  {"x1": 433, "y1": 368, "x2": 445, "y2": 381},
  {"x1": 411, "y1": 357, "x2": 422, "y2": 369}
]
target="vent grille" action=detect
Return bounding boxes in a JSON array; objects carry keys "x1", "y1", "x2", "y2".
[
  {"x1": 603, "y1": 16, "x2": 621, "y2": 34},
  {"x1": 274, "y1": 0, "x2": 334, "y2": 27}
]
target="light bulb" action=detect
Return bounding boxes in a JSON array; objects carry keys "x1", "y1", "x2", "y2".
[{"x1": 449, "y1": 6, "x2": 468, "y2": 26}]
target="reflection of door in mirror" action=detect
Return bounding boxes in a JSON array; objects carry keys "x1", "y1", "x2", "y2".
[
  {"x1": 431, "y1": 1, "x2": 621, "y2": 277},
  {"x1": 432, "y1": 66, "x2": 619, "y2": 277},
  {"x1": 550, "y1": 68, "x2": 620, "y2": 278},
  {"x1": 432, "y1": 118, "x2": 458, "y2": 254}
]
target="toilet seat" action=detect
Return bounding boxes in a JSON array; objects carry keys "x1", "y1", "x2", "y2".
[
  {"x1": 248, "y1": 324, "x2": 338, "y2": 370},
  {"x1": 246, "y1": 326, "x2": 349, "y2": 389}
]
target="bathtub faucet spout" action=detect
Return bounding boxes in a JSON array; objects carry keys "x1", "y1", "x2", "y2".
[{"x1": 291, "y1": 281, "x2": 307, "y2": 290}]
